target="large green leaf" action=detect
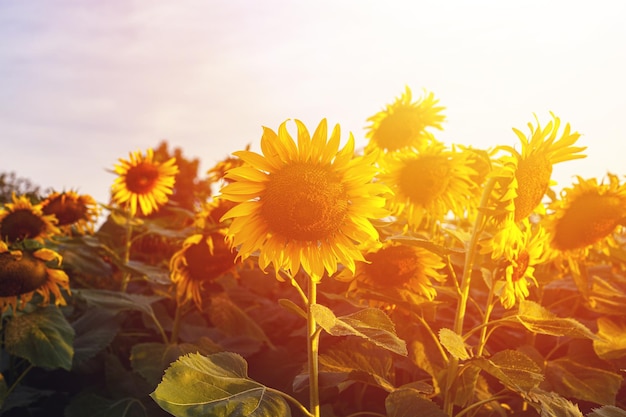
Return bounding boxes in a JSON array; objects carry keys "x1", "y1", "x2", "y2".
[
  {"x1": 293, "y1": 338, "x2": 395, "y2": 393},
  {"x1": 524, "y1": 388, "x2": 583, "y2": 417},
  {"x1": 385, "y1": 387, "x2": 447, "y2": 417},
  {"x1": 505, "y1": 300, "x2": 596, "y2": 339},
  {"x1": 76, "y1": 289, "x2": 163, "y2": 317},
  {"x1": 131, "y1": 339, "x2": 223, "y2": 386},
  {"x1": 588, "y1": 406, "x2": 626, "y2": 417},
  {"x1": 593, "y1": 316, "x2": 626, "y2": 360},
  {"x1": 4, "y1": 306, "x2": 74, "y2": 370},
  {"x1": 151, "y1": 352, "x2": 292, "y2": 417},
  {"x1": 311, "y1": 304, "x2": 407, "y2": 356},
  {"x1": 472, "y1": 349, "x2": 543, "y2": 393},
  {"x1": 545, "y1": 357, "x2": 622, "y2": 405},
  {"x1": 208, "y1": 293, "x2": 275, "y2": 349},
  {"x1": 438, "y1": 328, "x2": 470, "y2": 360},
  {"x1": 72, "y1": 307, "x2": 121, "y2": 367}
]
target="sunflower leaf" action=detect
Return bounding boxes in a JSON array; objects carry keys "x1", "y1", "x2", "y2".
[
  {"x1": 311, "y1": 304, "x2": 407, "y2": 356},
  {"x1": 545, "y1": 357, "x2": 622, "y2": 406},
  {"x1": 151, "y1": 352, "x2": 292, "y2": 417},
  {"x1": 588, "y1": 406, "x2": 626, "y2": 417},
  {"x1": 385, "y1": 387, "x2": 447, "y2": 417},
  {"x1": 472, "y1": 349, "x2": 544, "y2": 393},
  {"x1": 438, "y1": 328, "x2": 470, "y2": 360},
  {"x1": 65, "y1": 393, "x2": 146, "y2": 417},
  {"x1": 524, "y1": 388, "x2": 583, "y2": 417},
  {"x1": 504, "y1": 300, "x2": 597, "y2": 339},
  {"x1": 593, "y1": 317, "x2": 626, "y2": 360},
  {"x1": 4, "y1": 306, "x2": 75, "y2": 370}
]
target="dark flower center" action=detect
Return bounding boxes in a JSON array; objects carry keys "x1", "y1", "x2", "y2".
[
  {"x1": 0, "y1": 251, "x2": 48, "y2": 296},
  {"x1": 365, "y1": 245, "x2": 420, "y2": 287},
  {"x1": 42, "y1": 196, "x2": 88, "y2": 226},
  {"x1": 125, "y1": 163, "x2": 160, "y2": 194},
  {"x1": 185, "y1": 238, "x2": 236, "y2": 282},
  {"x1": 261, "y1": 162, "x2": 348, "y2": 241},
  {"x1": 1, "y1": 210, "x2": 46, "y2": 243},
  {"x1": 398, "y1": 155, "x2": 450, "y2": 206}
]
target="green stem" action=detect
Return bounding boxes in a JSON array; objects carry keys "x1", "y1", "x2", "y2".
[
  {"x1": 170, "y1": 299, "x2": 184, "y2": 344},
  {"x1": 306, "y1": 274, "x2": 320, "y2": 417},
  {"x1": 120, "y1": 210, "x2": 134, "y2": 292},
  {"x1": 443, "y1": 177, "x2": 496, "y2": 416},
  {"x1": 6, "y1": 364, "x2": 34, "y2": 400},
  {"x1": 476, "y1": 281, "x2": 496, "y2": 357}
]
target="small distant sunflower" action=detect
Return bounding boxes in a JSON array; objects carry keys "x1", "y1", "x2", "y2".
[
  {"x1": 0, "y1": 241, "x2": 70, "y2": 313},
  {"x1": 170, "y1": 232, "x2": 238, "y2": 309},
  {"x1": 40, "y1": 191, "x2": 100, "y2": 235},
  {"x1": 206, "y1": 147, "x2": 249, "y2": 186},
  {"x1": 546, "y1": 174, "x2": 626, "y2": 255},
  {"x1": 0, "y1": 193, "x2": 60, "y2": 243},
  {"x1": 484, "y1": 220, "x2": 550, "y2": 309},
  {"x1": 219, "y1": 119, "x2": 389, "y2": 281},
  {"x1": 495, "y1": 113, "x2": 586, "y2": 224},
  {"x1": 379, "y1": 139, "x2": 476, "y2": 229},
  {"x1": 111, "y1": 148, "x2": 179, "y2": 216},
  {"x1": 365, "y1": 86, "x2": 445, "y2": 153},
  {"x1": 353, "y1": 240, "x2": 446, "y2": 301}
]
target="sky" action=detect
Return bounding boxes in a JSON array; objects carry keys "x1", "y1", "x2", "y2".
[{"x1": 1, "y1": 1, "x2": 625, "y2": 211}]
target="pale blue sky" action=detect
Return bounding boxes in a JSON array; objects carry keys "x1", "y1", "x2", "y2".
[{"x1": 1, "y1": 1, "x2": 625, "y2": 209}]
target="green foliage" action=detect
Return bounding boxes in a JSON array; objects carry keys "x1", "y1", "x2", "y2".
[
  {"x1": 4, "y1": 306, "x2": 75, "y2": 370},
  {"x1": 151, "y1": 352, "x2": 292, "y2": 417}
]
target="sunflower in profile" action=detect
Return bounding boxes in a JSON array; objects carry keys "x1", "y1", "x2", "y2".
[
  {"x1": 487, "y1": 114, "x2": 586, "y2": 259},
  {"x1": 349, "y1": 240, "x2": 447, "y2": 302},
  {"x1": 483, "y1": 220, "x2": 550, "y2": 309},
  {"x1": 111, "y1": 148, "x2": 179, "y2": 216},
  {"x1": 0, "y1": 241, "x2": 70, "y2": 313},
  {"x1": 0, "y1": 193, "x2": 60, "y2": 244},
  {"x1": 219, "y1": 119, "x2": 389, "y2": 281},
  {"x1": 40, "y1": 190, "x2": 101, "y2": 235},
  {"x1": 170, "y1": 232, "x2": 238, "y2": 309},
  {"x1": 545, "y1": 174, "x2": 626, "y2": 256},
  {"x1": 365, "y1": 86, "x2": 445, "y2": 154},
  {"x1": 378, "y1": 139, "x2": 477, "y2": 229},
  {"x1": 494, "y1": 113, "x2": 586, "y2": 224}
]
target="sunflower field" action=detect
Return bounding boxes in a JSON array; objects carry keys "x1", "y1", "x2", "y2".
[{"x1": 1, "y1": 87, "x2": 626, "y2": 417}]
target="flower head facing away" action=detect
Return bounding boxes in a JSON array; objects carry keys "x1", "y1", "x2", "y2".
[
  {"x1": 219, "y1": 119, "x2": 389, "y2": 281},
  {"x1": 547, "y1": 174, "x2": 626, "y2": 254}
]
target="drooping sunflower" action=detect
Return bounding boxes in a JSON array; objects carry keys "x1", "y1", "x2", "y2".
[
  {"x1": 111, "y1": 148, "x2": 179, "y2": 216},
  {"x1": 219, "y1": 119, "x2": 390, "y2": 281},
  {"x1": 378, "y1": 139, "x2": 477, "y2": 229},
  {"x1": 169, "y1": 232, "x2": 238, "y2": 309},
  {"x1": 546, "y1": 174, "x2": 626, "y2": 255},
  {"x1": 365, "y1": 86, "x2": 445, "y2": 154},
  {"x1": 483, "y1": 220, "x2": 550, "y2": 309},
  {"x1": 0, "y1": 241, "x2": 70, "y2": 313},
  {"x1": 486, "y1": 114, "x2": 586, "y2": 260},
  {"x1": 494, "y1": 113, "x2": 586, "y2": 224},
  {"x1": 0, "y1": 193, "x2": 60, "y2": 244},
  {"x1": 350, "y1": 240, "x2": 447, "y2": 302},
  {"x1": 40, "y1": 190, "x2": 101, "y2": 235}
]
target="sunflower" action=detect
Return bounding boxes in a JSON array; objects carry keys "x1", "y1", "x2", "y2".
[
  {"x1": 40, "y1": 190, "x2": 101, "y2": 235},
  {"x1": 351, "y1": 240, "x2": 447, "y2": 302},
  {"x1": 0, "y1": 241, "x2": 70, "y2": 313},
  {"x1": 169, "y1": 232, "x2": 238, "y2": 309},
  {"x1": 0, "y1": 193, "x2": 60, "y2": 244},
  {"x1": 219, "y1": 119, "x2": 389, "y2": 281},
  {"x1": 378, "y1": 139, "x2": 477, "y2": 229},
  {"x1": 483, "y1": 220, "x2": 550, "y2": 309},
  {"x1": 111, "y1": 148, "x2": 179, "y2": 216},
  {"x1": 365, "y1": 86, "x2": 445, "y2": 154},
  {"x1": 546, "y1": 174, "x2": 626, "y2": 255},
  {"x1": 494, "y1": 113, "x2": 586, "y2": 224}
]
